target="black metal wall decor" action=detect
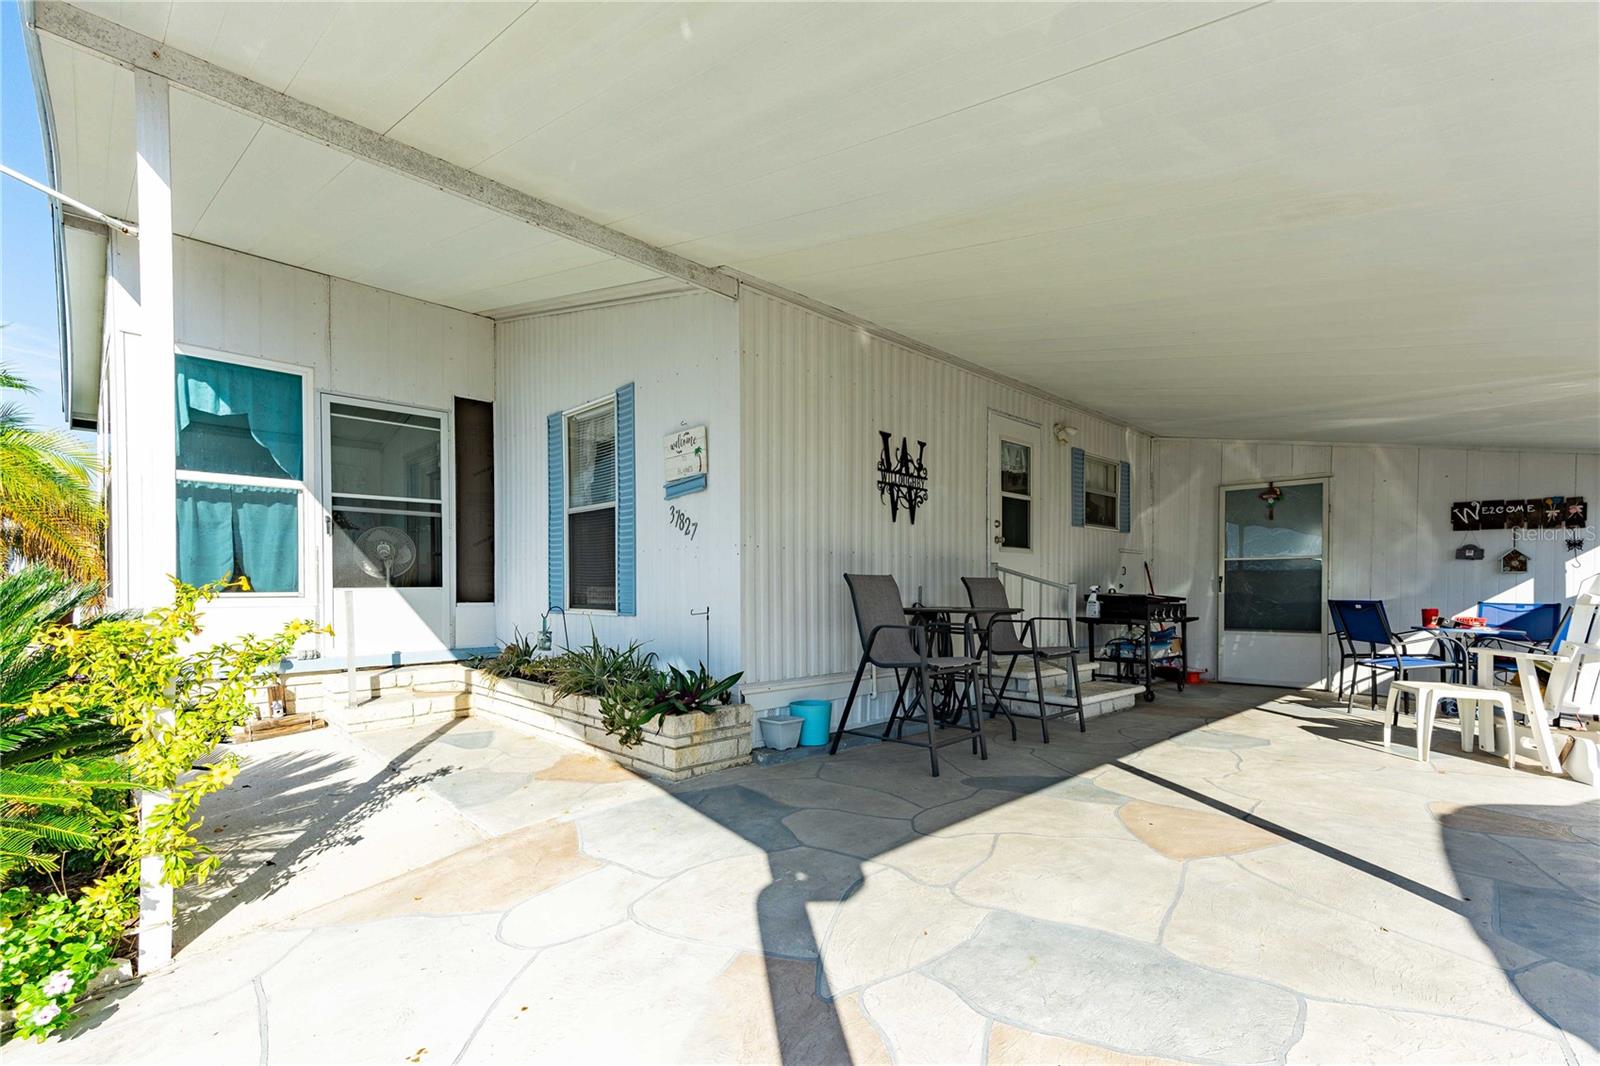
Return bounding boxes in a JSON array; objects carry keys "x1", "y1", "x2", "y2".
[
  {"x1": 1451, "y1": 496, "x2": 1587, "y2": 531},
  {"x1": 876, "y1": 431, "x2": 929, "y2": 524},
  {"x1": 1454, "y1": 543, "x2": 1485, "y2": 561}
]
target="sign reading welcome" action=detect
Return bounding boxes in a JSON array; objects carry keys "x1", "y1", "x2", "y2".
[{"x1": 1451, "y1": 496, "x2": 1587, "y2": 532}]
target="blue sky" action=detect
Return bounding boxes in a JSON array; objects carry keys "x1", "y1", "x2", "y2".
[{"x1": 1, "y1": 0, "x2": 66, "y2": 429}]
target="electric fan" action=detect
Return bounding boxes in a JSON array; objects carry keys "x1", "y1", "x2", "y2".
[{"x1": 354, "y1": 526, "x2": 417, "y2": 586}]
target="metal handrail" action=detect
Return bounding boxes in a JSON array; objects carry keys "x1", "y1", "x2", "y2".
[
  {"x1": 990, "y1": 564, "x2": 1075, "y2": 595},
  {"x1": 989, "y1": 565, "x2": 1077, "y2": 642}
]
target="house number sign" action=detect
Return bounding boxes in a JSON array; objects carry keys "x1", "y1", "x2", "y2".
[{"x1": 668, "y1": 505, "x2": 698, "y2": 541}]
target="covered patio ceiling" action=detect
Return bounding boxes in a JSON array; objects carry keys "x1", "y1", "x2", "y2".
[{"x1": 32, "y1": 1, "x2": 1600, "y2": 448}]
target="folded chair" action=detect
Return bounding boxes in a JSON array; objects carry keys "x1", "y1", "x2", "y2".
[
  {"x1": 829, "y1": 574, "x2": 987, "y2": 777},
  {"x1": 962, "y1": 576, "x2": 1086, "y2": 742}
]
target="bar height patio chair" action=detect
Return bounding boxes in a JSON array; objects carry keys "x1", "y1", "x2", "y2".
[
  {"x1": 829, "y1": 574, "x2": 988, "y2": 777},
  {"x1": 962, "y1": 576, "x2": 1086, "y2": 742}
]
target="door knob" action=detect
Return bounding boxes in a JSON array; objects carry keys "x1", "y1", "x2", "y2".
[{"x1": 994, "y1": 535, "x2": 1003, "y2": 545}]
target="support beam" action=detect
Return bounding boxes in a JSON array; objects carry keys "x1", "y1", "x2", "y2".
[
  {"x1": 129, "y1": 67, "x2": 177, "y2": 973},
  {"x1": 30, "y1": 1, "x2": 739, "y2": 300}
]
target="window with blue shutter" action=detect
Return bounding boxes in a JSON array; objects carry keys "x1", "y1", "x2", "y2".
[
  {"x1": 614, "y1": 383, "x2": 636, "y2": 616},
  {"x1": 1070, "y1": 448, "x2": 1086, "y2": 527},
  {"x1": 547, "y1": 412, "x2": 564, "y2": 610},
  {"x1": 551, "y1": 385, "x2": 636, "y2": 615},
  {"x1": 1118, "y1": 460, "x2": 1132, "y2": 534}
]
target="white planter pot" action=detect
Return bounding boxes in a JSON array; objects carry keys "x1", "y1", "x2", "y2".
[{"x1": 759, "y1": 714, "x2": 803, "y2": 751}]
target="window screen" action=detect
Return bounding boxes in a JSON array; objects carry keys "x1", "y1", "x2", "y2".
[
  {"x1": 1085, "y1": 456, "x2": 1118, "y2": 529},
  {"x1": 455, "y1": 397, "x2": 495, "y2": 603},
  {"x1": 566, "y1": 401, "x2": 617, "y2": 609},
  {"x1": 329, "y1": 403, "x2": 444, "y2": 588},
  {"x1": 174, "y1": 355, "x2": 304, "y2": 594}
]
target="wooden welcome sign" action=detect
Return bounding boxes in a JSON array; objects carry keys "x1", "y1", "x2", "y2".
[{"x1": 1451, "y1": 496, "x2": 1587, "y2": 532}]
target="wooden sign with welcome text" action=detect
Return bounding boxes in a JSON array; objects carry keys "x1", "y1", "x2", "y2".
[{"x1": 1450, "y1": 496, "x2": 1587, "y2": 532}]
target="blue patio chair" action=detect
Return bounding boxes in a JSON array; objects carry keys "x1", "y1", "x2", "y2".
[
  {"x1": 1328, "y1": 599, "x2": 1457, "y2": 712},
  {"x1": 1328, "y1": 601, "x2": 1358, "y2": 701},
  {"x1": 1476, "y1": 602, "x2": 1575, "y2": 685},
  {"x1": 1474, "y1": 601, "x2": 1565, "y2": 649}
]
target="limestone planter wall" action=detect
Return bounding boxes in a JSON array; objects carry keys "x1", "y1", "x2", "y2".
[{"x1": 466, "y1": 671, "x2": 753, "y2": 782}]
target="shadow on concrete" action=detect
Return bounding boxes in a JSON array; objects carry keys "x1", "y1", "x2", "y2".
[
  {"x1": 177, "y1": 719, "x2": 460, "y2": 948},
  {"x1": 1440, "y1": 799, "x2": 1600, "y2": 1061},
  {"x1": 652, "y1": 685, "x2": 1477, "y2": 1064}
]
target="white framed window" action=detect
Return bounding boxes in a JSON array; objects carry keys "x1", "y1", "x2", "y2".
[
  {"x1": 998, "y1": 438, "x2": 1033, "y2": 550},
  {"x1": 565, "y1": 398, "x2": 618, "y2": 611},
  {"x1": 1084, "y1": 454, "x2": 1119, "y2": 529},
  {"x1": 174, "y1": 350, "x2": 310, "y2": 596}
]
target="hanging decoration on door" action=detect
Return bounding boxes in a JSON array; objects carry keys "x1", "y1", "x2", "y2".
[
  {"x1": 1258, "y1": 481, "x2": 1284, "y2": 521},
  {"x1": 876, "y1": 431, "x2": 928, "y2": 524}
]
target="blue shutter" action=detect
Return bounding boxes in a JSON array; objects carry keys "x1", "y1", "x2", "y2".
[
  {"x1": 614, "y1": 383, "x2": 636, "y2": 616},
  {"x1": 547, "y1": 412, "x2": 564, "y2": 610},
  {"x1": 1118, "y1": 460, "x2": 1132, "y2": 534},
  {"x1": 1070, "y1": 448, "x2": 1086, "y2": 527}
]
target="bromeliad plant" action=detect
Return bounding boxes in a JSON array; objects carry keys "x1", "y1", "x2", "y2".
[
  {"x1": 3, "y1": 577, "x2": 322, "y2": 1040},
  {"x1": 472, "y1": 633, "x2": 742, "y2": 749}
]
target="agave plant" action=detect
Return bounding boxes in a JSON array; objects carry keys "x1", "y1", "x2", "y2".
[{"x1": 0, "y1": 363, "x2": 105, "y2": 587}]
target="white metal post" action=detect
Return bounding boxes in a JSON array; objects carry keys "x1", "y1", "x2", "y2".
[{"x1": 132, "y1": 69, "x2": 177, "y2": 974}]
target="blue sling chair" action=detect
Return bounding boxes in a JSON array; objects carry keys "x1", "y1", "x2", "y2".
[{"x1": 1328, "y1": 599, "x2": 1458, "y2": 711}]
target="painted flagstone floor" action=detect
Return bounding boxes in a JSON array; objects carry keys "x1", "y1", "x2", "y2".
[{"x1": 12, "y1": 685, "x2": 1598, "y2": 1065}]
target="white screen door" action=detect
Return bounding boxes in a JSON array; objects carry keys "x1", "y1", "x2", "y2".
[
  {"x1": 1217, "y1": 479, "x2": 1328, "y2": 686},
  {"x1": 323, "y1": 397, "x2": 453, "y2": 658}
]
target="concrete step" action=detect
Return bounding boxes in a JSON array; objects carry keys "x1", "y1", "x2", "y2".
[
  {"x1": 996, "y1": 680, "x2": 1145, "y2": 721},
  {"x1": 321, "y1": 690, "x2": 470, "y2": 734},
  {"x1": 321, "y1": 664, "x2": 470, "y2": 700}
]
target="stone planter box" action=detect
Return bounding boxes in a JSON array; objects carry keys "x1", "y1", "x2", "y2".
[{"x1": 466, "y1": 671, "x2": 753, "y2": 782}]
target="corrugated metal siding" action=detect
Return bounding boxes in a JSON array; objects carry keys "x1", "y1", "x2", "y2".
[
  {"x1": 1151, "y1": 438, "x2": 1600, "y2": 681},
  {"x1": 739, "y1": 289, "x2": 1152, "y2": 687},
  {"x1": 496, "y1": 293, "x2": 742, "y2": 670}
]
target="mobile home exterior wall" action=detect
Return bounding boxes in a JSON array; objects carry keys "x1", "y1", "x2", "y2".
[
  {"x1": 109, "y1": 235, "x2": 494, "y2": 654},
  {"x1": 494, "y1": 291, "x2": 743, "y2": 673},
  {"x1": 737, "y1": 288, "x2": 1153, "y2": 713},
  {"x1": 1150, "y1": 438, "x2": 1600, "y2": 683}
]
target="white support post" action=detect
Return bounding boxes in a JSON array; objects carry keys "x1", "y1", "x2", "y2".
[{"x1": 131, "y1": 69, "x2": 177, "y2": 974}]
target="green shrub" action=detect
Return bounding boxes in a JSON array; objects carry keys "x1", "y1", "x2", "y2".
[{"x1": 2, "y1": 577, "x2": 321, "y2": 1040}]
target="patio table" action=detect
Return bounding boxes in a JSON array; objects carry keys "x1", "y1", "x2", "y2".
[
  {"x1": 1428, "y1": 624, "x2": 1527, "y2": 685},
  {"x1": 902, "y1": 604, "x2": 1020, "y2": 724}
]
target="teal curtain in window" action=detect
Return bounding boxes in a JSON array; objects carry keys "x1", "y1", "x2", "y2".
[
  {"x1": 175, "y1": 356, "x2": 303, "y2": 479},
  {"x1": 177, "y1": 480, "x2": 299, "y2": 593}
]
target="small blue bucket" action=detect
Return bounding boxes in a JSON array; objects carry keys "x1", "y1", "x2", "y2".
[{"x1": 789, "y1": 699, "x2": 833, "y2": 746}]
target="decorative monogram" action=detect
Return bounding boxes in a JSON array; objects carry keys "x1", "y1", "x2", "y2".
[{"x1": 876, "y1": 431, "x2": 929, "y2": 524}]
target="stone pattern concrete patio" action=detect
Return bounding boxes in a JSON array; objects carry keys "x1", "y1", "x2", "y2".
[{"x1": 13, "y1": 686, "x2": 1597, "y2": 1064}]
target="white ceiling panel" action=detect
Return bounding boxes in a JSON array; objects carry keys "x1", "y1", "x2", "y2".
[{"x1": 37, "y1": 1, "x2": 1600, "y2": 446}]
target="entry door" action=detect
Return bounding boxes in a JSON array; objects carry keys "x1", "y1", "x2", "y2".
[
  {"x1": 323, "y1": 397, "x2": 453, "y2": 658},
  {"x1": 988, "y1": 414, "x2": 1040, "y2": 568},
  {"x1": 1217, "y1": 479, "x2": 1328, "y2": 686}
]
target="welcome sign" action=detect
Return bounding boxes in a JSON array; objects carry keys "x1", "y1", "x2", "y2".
[{"x1": 1450, "y1": 496, "x2": 1587, "y2": 531}]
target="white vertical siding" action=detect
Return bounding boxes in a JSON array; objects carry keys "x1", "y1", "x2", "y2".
[
  {"x1": 495, "y1": 292, "x2": 743, "y2": 672},
  {"x1": 738, "y1": 289, "x2": 1151, "y2": 689},
  {"x1": 1152, "y1": 438, "x2": 1600, "y2": 681},
  {"x1": 161, "y1": 236, "x2": 494, "y2": 650}
]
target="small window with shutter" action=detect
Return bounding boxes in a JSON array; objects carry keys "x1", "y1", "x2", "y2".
[{"x1": 565, "y1": 399, "x2": 618, "y2": 610}]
